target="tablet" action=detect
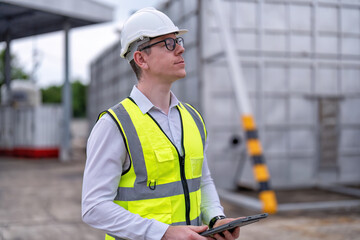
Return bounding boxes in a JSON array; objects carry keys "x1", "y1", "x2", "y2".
[{"x1": 200, "y1": 213, "x2": 268, "y2": 237}]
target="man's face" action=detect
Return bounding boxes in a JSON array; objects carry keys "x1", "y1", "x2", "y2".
[{"x1": 143, "y1": 33, "x2": 186, "y2": 83}]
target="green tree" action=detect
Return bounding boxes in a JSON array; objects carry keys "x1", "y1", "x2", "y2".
[
  {"x1": 0, "y1": 48, "x2": 29, "y2": 87},
  {"x1": 41, "y1": 80, "x2": 88, "y2": 118},
  {"x1": 71, "y1": 80, "x2": 87, "y2": 118},
  {"x1": 41, "y1": 85, "x2": 62, "y2": 103}
]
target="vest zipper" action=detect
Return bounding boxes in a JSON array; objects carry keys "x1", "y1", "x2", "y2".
[
  {"x1": 169, "y1": 113, "x2": 191, "y2": 225},
  {"x1": 147, "y1": 110, "x2": 191, "y2": 225},
  {"x1": 179, "y1": 154, "x2": 191, "y2": 225}
]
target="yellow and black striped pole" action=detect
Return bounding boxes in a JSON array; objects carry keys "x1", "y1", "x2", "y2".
[
  {"x1": 242, "y1": 115, "x2": 277, "y2": 213},
  {"x1": 213, "y1": 0, "x2": 277, "y2": 213}
]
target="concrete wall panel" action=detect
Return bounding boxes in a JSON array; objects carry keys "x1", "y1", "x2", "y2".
[{"x1": 88, "y1": 0, "x2": 360, "y2": 189}]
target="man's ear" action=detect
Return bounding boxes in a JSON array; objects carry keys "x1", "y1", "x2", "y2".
[{"x1": 133, "y1": 51, "x2": 149, "y2": 70}]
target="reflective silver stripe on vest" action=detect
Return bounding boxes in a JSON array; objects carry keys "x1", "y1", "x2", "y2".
[
  {"x1": 110, "y1": 103, "x2": 148, "y2": 186},
  {"x1": 110, "y1": 101, "x2": 201, "y2": 201},
  {"x1": 171, "y1": 216, "x2": 202, "y2": 226},
  {"x1": 181, "y1": 103, "x2": 206, "y2": 149},
  {"x1": 115, "y1": 177, "x2": 201, "y2": 201}
]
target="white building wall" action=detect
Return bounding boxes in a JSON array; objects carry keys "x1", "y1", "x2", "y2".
[
  {"x1": 88, "y1": 42, "x2": 135, "y2": 127},
  {"x1": 88, "y1": 0, "x2": 360, "y2": 189},
  {"x1": 201, "y1": 0, "x2": 360, "y2": 189}
]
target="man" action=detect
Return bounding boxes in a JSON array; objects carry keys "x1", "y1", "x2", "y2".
[{"x1": 82, "y1": 7, "x2": 240, "y2": 240}]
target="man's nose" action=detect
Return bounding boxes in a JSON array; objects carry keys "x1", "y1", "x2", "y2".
[{"x1": 175, "y1": 43, "x2": 185, "y2": 55}]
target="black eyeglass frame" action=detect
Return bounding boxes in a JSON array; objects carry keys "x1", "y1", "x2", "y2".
[{"x1": 139, "y1": 37, "x2": 184, "y2": 52}]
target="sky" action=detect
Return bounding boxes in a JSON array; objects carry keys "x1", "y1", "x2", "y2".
[{"x1": 1, "y1": 0, "x2": 163, "y2": 88}]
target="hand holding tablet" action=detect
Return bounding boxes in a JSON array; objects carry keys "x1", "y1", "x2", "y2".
[{"x1": 200, "y1": 213, "x2": 268, "y2": 237}]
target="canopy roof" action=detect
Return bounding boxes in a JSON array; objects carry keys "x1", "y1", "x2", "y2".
[{"x1": 0, "y1": 0, "x2": 113, "y2": 41}]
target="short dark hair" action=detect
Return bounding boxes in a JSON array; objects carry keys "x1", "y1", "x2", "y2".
[
  {"x1": 129, "y1": 41, "x2": 151, "y2": 80},
  {"x1": 130, "y1": 59, "x2": 142, "y2": 80}
]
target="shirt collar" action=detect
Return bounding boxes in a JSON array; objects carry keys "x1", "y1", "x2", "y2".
[{"x1": 129, "y1": 85, "x2": 180, "y2": 114}]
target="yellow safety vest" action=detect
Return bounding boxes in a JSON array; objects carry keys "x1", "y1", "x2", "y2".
[{"x1": 99, "y1": 98, "x2": 207, "y2": 240}]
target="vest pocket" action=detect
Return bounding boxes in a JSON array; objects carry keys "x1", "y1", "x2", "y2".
[
  {"x1": 154, "y1": 148, "x2": 176, "y2": 182},
  {"x1": 190, "y1": 157, "x2": 203, "y2": 178},
  {"x1": 154, "y1": 147, "x2": 174, "y2": 162},
  {"x1": 128, "y1": 197, "x2": 172, "y2": 224}
]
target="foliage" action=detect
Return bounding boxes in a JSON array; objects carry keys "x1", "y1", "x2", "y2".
[
  {"x1": 41, "y1": 80, "x2": 88, "y2": 118},
  {"x1": 0, "y1": 48, "x2": 29, "y2": 86},
  {"x1": 41, "y1": 85, "x2": 62, "y2": 103},
  {"x1": 71, "y1": 80, "x2": 87, "y2": 118},
  {"x1": 0, "y1": 48, "x2": 87, "y2": 118}
]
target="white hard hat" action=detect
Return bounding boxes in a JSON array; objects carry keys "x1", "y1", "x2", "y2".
[{"x1": 120, "y1": 7, "x2": 188, "y2": 61}]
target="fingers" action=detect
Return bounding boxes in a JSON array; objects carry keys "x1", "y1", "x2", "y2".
[
  {"x1": 211, "y1": 217, "x2": 242, "y2": 240},
  {"x1": 223, "y1": 230, "x2": 236, "y2": 240},
  {"x1": 213, "y1": 231, "x2": 227, "y2": 240},
  {"x1": 212, "y1": 233, "x2": 224, "y2": 240},
  {"x1": 212, "y1": 229, "x2": 239, "y2": 240},
  {"x1": 231, "y1": 226, "x2": 240, "y2": 238},
  {"x1": 190, "y1": 225, "x2": 209, "y2": 233}
]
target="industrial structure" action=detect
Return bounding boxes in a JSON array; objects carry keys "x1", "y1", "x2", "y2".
[
  {"x1": 0, "y1": 0, "x2": 113, "y2": 160},
  {"x1": 88, "y1": 0, "x2": 360, "y2": 211}
]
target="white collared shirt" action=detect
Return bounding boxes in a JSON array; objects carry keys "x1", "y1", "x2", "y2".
[{"x1": 82, "y1": 86, "x2": 224, "y2": 240}]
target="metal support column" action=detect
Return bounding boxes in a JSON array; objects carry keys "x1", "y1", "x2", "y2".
[
  {"x1": 212, "y1": 0, "x2": 277, "y2": 213},
  {"x1": 60, "y1": 21, "x2": 72, "y2": 162},
  {"x1": 4, "y1": 29, "x2": 11, "y2": 105}
]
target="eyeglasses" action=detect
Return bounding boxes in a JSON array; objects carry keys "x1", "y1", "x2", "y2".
[{"x1": 139, "y1": 37, "x2": 184, "y2": 52}]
